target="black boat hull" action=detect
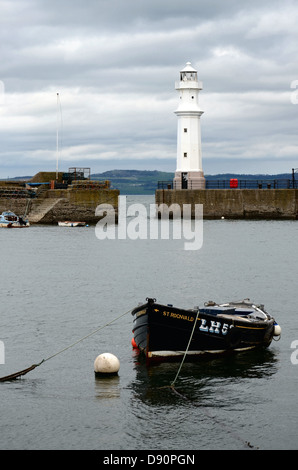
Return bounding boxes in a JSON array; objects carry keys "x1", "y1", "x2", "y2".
[{"x1": 132, "y1": 299, "x2": 276, "y2": 364}]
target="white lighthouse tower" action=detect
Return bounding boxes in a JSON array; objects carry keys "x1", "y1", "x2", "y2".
[{"x1": 174, "y1": 62, "x2": 205, "y2": 189}]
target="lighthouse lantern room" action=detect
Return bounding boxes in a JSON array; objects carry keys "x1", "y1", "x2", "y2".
[{"x1": 174, "y1": 62, "x2": 205, "y2": 189}]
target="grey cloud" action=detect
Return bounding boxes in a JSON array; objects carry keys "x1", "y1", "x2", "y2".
[{"x1": 0, "y1": 0, "x2": 297, "y2": 177}]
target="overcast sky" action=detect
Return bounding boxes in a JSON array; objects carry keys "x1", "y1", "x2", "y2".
[{"x1": 0, "y1": 0, "x2": 298, "y2": 178}]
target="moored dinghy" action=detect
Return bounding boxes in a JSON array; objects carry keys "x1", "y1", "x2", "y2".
[
  {"x1": 58, "y1": 221, "x2": 86, "y2": 227},
  {"x1": 0, "y1": 211, "x2": 30, "y2": 228},
  {"x1": 132, "y1": 298, "x2": 281, "y2": 364}
]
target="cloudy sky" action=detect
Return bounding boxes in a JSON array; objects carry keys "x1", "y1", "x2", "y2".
[{"x1": 0, "y1": 0, "x2": 298, "y2": 178}]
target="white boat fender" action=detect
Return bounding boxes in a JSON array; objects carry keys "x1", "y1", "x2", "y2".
[
  {"x1": 94, "y1": 353, "x2": 120, "y2": 377},
  {"x1": 273, "y1": 322, "x2": 281, "y2": 337}
]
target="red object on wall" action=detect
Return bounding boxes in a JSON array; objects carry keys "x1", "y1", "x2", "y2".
[{"x1": 230, "y1": 179, "x2": 238, "y2": 188}]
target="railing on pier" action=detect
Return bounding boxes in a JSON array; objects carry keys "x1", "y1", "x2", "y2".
[
  {"x1": 292, "y1": 168, "x2": 298, "y2": 188},
  {"x1": 157, "y1": 181, "x2": 174, "y2": 189},
  {"x1": 205, "y1": 179, "x2": 294, "y2": 189},
  {"x1": 157, "y1": 178, "x2": 297, "y2": 190}
]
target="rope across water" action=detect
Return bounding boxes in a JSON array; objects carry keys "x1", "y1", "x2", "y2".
[
  {"x1": 0, "y1": 303, "x2": 258, "y2": 449},
  {"x1": 157, "y1": 309, "x2": 257, "y2": 450},
  {"x1": 170, "y1": 309, "x2": 199, "y2": 388},
  {"x1": 0, "y1": 307, "x2": 133, "y2": 382}
]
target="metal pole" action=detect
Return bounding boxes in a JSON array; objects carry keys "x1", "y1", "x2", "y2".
[{"x1": 56, "y1": 93, "x2": 59, "y2": 180}]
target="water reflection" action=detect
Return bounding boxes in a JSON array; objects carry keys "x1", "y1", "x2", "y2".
[
  {"x1": 129, "y1": 348, "x2": 279, "y2": 407},
  {"x1": 94, "y1": 374, "x2": 120, "y2": 400}
]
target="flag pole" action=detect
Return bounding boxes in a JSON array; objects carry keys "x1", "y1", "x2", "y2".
[{"x1": 56, "y1": 92, "x2": 59, "y2": 180}]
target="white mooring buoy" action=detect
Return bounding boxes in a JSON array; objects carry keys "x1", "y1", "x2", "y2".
[
  {"x1": 273, "y1": 323, "x2": 282, "y2": 337},
  {"x1": 94, "y1": 353, "x2": 120, "y2": 377}
]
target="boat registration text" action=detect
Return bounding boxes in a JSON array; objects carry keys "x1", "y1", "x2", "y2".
[{"x1": 157, "y1": 309, "x2": 231, "y2": 335}]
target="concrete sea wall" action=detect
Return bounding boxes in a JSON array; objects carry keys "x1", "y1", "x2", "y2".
[
  {"x1": 155, "y1": 189, "x2": 298, "y2": 219},
  {"x1": 0, "y1": 188, "x2": 119, "y2": 224},
  {"x1": 0, "y1": 199, "x2": 28, "y2": 217},
  {"x1": 2, "y1": 186, "x2": 297, "y2": 222}
]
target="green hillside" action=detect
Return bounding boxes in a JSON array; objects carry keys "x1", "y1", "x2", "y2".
[
  {"x1": 91, "y1": 169, "x2": 174, "y2": 194},
  {"x1": 5, "y1": 169, "x2": 294, "y2": 194},
  {"x1": 91, "y1": 170, "x2": 293, "y2": 194}
]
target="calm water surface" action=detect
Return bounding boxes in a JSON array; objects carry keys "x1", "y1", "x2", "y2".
[{"x1": 0, "y1": 196, "x2": 297, "y2": 450}]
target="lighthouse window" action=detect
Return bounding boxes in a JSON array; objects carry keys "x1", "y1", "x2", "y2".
[
  {"x1": 184, "y1": 128, "x2": 187, "y2": 133},
  {"x1": 184, "y1": 152, "x2": 187, "y2": 158}
]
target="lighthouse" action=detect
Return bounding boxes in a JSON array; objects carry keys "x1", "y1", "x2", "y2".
[{"x1": 174, "y1": 62, "x2": 205, "y2": 189}]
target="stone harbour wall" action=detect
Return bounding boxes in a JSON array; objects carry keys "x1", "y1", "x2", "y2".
[
  {"x1": 2, "y1": 188, "x2": 297, "y2": 223},
  {"x1": 155, "y1": 189, "x2": 298, "y2": 219},
  {"x1": 38, "y1": 188, "x2": 119, "y2": 224},
  {"x1": 0, "y1": 188, "x2": 119, "y2": 224},
  {"x1": 0, "y1": 198, "x2": 28, "y2": 216}
]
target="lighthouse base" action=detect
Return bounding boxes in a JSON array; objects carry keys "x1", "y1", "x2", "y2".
[{"x1": 174, "y1": 171, "x2": 205, "y2": 190}]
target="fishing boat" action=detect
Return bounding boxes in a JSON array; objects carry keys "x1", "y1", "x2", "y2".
[
  {"x1": 0, "y1": 211, "x2": 30, "y2": 228},
  {"x1": 132, "y1": 298, "x2": 281, "y2": 364},
  {"x1": 58, "y1": 221, "x2": 86, "y2": 227}
]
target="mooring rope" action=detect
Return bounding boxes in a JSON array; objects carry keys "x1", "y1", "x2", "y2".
[
  {"x1": 0, "y1": 307, "x2": 133, "y2": 382},
  {"x1": 170, "y1": 309, "x2": 199, "y2": 388},
  {"x1": 1, "y1": 303, "x2": 258, "y2": 449},
  {"x1": 159, "y1": 308, "x2": 258, "y2": 450},
  {"x1": 170, "y1": 385, "x2": 257, "y2": 450}
]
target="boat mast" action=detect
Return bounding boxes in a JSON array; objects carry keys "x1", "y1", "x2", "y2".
[{"x1": 56, "y1": 92, "x2": 62, "y2": 180}]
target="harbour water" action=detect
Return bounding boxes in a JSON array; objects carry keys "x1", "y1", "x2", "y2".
[{"x1": 0, "y1": 195, "x2": 297, "y2": 451}]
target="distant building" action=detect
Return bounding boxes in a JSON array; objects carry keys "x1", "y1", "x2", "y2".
[{"x1": 174, "y1": 62, "x2": 205, "y2": 189}]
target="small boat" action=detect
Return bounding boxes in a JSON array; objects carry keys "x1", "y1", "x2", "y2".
[
  {"x1": 58, "y1": 221, "x2": 86, "y2": 227},
  {"x1": 0, "y1": 211, "x2": 30, "y2": 228},
  {"x1": 132, "y1": 298, "x2": 281, "y2": 365}
]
